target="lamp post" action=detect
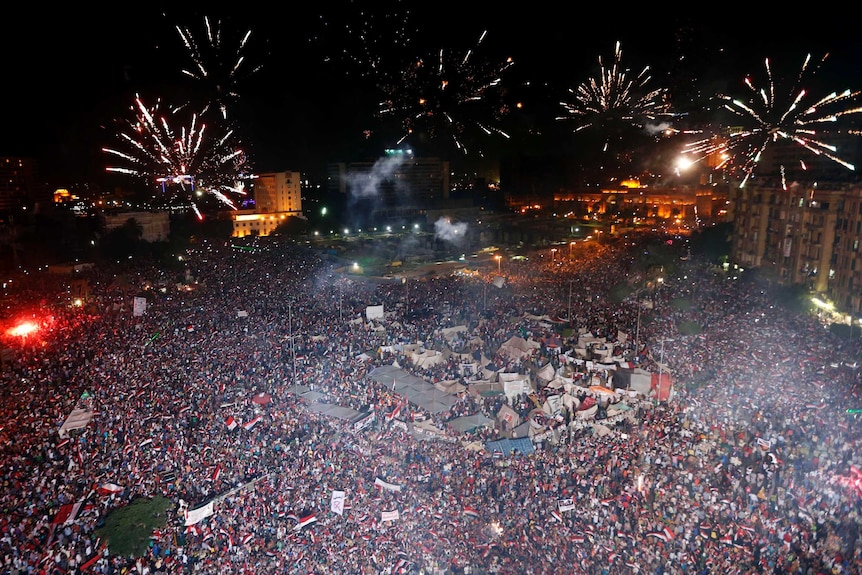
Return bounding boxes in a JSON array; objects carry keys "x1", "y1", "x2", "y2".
[
  {"x1": 657, "y1": 338, "x2": 674, "y2": 403},
  {"x1": 634, "y1": 288, "x2": 644, "y2": 356},
  {"x1": 568, "y1": 280, "x2": 573, "y2": 324},
  {"x1": 495, "y1": 255, "x2": 502, "y2": 273},
  {"x1": 551, "y1": 248, "x2": 557, "y2": 263},
  {"x1": 289, "y1": 302, "x2": 297, "y2": 385}
]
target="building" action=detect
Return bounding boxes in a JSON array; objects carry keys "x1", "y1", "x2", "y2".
[
  {"x1": 728, "y1": 182, "x2": 862, "y2": 316},
  {"x1": 231, "y1": 171, "x2": 304, "y2": 237},
  {"x1": 100, "y1": 210, "x2": 171, "y2": 243},
  {"x1": 326, "y1": 150, "x2": 449, "y2": 227},
  {"x1": 0, "y1": 157, "x2": 50, "y2": 215}
]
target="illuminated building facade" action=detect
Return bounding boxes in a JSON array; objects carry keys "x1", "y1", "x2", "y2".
[
  {"x1": 100, "y1": 210, "x2": 170, "y2": 242},
  {"x1": 728, "y1": 184, "x2": 862, "y2": 314},
  {"x1": 231, "y1": 171, "x2": 304, "y2": 237}
]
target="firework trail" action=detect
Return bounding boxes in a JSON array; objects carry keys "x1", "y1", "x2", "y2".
[
  {"x1": 680, "y1": 53, "x2": 862, "y2": 188},
  {"x1": 558, "y1": 41, "x2": 672, "y2": 136},
  {"x1": 103, "y1": 95, "x2": 250, "y2": 216},
  {"x1": 175, "y1": 15, "x2": 264, "y2": 120},
  {"x1": 376, "y1": 29, "x2": 515, "y2": 156},
  {"x1": 310, "y1": 0, "x2": 418, "y2": 78}
]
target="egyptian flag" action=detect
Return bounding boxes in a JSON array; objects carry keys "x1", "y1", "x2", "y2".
[
  {"x1": 52, "y1": 501, "x2": 83, "y2": 525},
  {"x1": 295, "y1": 513, "x2": 317, "y2": 530},
  {"x1": 96, "y1": 483, "x2": 123, "y2": 496},
  {"x1": 551, "y1": 510, "x2": 563, "y2": 523},
  {"x1": 212, "y1": 465, "x2": 222, "y2": 482},
  {"x1": 463, "y1": 506, "x2": 480, "y2": 519},
  {"x1": 243, "y1": 416, "x2": 262, "y2": 431},
  {"x1": 225, "y1": 416, "x2": 238, "y2": 430}
]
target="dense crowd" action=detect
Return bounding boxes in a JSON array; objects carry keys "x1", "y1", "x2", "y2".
[{"x1": 0, "y1": 233, "x2": 861, "y2": 575}]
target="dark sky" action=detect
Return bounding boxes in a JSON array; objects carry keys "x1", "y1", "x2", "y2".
[{"x1": 2, "y1": 5, "x2": 862, "y2": 186}]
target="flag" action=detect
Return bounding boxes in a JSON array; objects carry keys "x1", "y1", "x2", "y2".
[
  {"x1": 331, "y1": 490, "x2": 346, "y2": 516},
  {"x1": 212, "y1": 465, "x2": 222, "y2": 482},
  {"x1": 295, "y1": 513, "x2": 317, "y2": 530},
  {"x1": 96, "y1": 483, "x2": 123, "y2": 496},
  {"x1": 663, "y1": 526, "x2": 675, "y2": 541},
  {"x1": 551, "y1": 510, "x2": 563, "y2": 523},
  {"x1": 52, "y1": 501, "x2": 83, "y2": 525},
  {"x1": 243, "y1": 416, "x2": 262, "y2": 431},
  {"x1": 225, "y1": 416, "x2": 238, "y2": 430},
  {"x1": 374, "y1": 477, "x2": 402, "y2": 492},
  {"x1": 463, "y1": 506, "x2": 480, "y2": 518},
  {"x1": 386, "y1": 400, "x2": 403, "y2": 422}
]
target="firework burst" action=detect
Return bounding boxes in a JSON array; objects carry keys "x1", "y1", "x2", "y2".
[
  {"x1": 310, "y1": 0, "x2": 418, "y2": 78},
  {"x1": 103, "y1": 95, "x2": 250, "y2": 216},
  {"x1": 558, "y1": 41, "x2": 672, "y2": 136},
  {"x1": 175, "y1": 15, "x2": 264, "y2": 120},
  {"x1": 376, "y1": 29, "x2": 515, "y2": 156},
  {"x1": 680, "y1": 53, "x2": 862, "y2": 188}
]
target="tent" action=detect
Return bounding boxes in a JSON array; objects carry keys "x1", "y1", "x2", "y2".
[
  {"x1": 446, "y1": 413, "x2": 495, "y2": 434},
  {"x1": 536, "y1": 362, "x2": 556, "y2": 382},
  {"x1": 496, "y1": 404, "x2": 521, "y2": 431},
  {"x1": 498, "y1": 336, "x2": 540, "y2": 361},
  {"x1": 367, "y1": 365, "x2": 460, "y2": 414}
]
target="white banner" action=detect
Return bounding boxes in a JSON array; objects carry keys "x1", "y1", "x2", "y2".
[
  {"x1": 366, "y1": 305, "x2": 384, "y2": 320},
  {"x1": 133, "y1": 297, "x2": 147, "y2": 317},
  {"x1": 558, "y1": 498, "x2": 576, "y2": 512},
  {"x1": 381, "y1": 510, "x2": 400, "y2": 522},
  {"x1": 374, "y1": 477, "x2": 402, "y2": 492},
  {"x1": 184, "y1": 501, "x2": 214, "y2": 526},
  {"x1": 331, "y1": 490, "x2": 346, "y2": 516}
]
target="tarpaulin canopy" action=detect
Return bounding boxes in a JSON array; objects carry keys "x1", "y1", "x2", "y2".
[
  {"x1": 445, "y1": 413, "x2": 494, "y2": 433},
  {"x1": 486, "y1": 437, "x2": 534, "y2": 455},
  {"x1": 368, "y1": 365, "x2": 460, "y2": 414}
]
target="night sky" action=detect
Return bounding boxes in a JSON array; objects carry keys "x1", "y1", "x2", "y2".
[{"x1": 3, "y1": 5, "x2": 862, "y2": 187}]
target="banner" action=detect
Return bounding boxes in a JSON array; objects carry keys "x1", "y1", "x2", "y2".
[
  {"x1": 366, "y1": 305, "x2": 384, "y2": 320},
  {"x1": 381, "y1": 510, "x2": 400, "y2": 522},
  {"x1": 133, "y1": 297, "x2": 147, "y2": 317},
  {"x1": 558, "y1": 498, "x2": 575, "y2": 512},
  {"x1": 374, "y1": 477, "x2": 402, "y2": 492},
  {"x1": 184, "y1": 501, "x2": 215, "y2": 526},
  {"x1": 331, "y1": 490, "x2": 346, "y2": 516}
]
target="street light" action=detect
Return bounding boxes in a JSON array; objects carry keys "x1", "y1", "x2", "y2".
[
  {"x1": 551, "y1": 248, "x2": 557, "y2": 263},
  {"x1": 289, "y1": 302, "x2": 298, "y2": 385},
  {"x1": 495, "y1": 255, "x2": 502, "y2": 273},
  {"x1": 657, "y1": 338, "x2": 674, "y2": 403}
]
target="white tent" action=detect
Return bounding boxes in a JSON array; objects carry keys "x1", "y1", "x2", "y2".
[
  {"x1": 536, "y1": 362, "x2": 556, "y2": 382},
  {"x1": 498, "y1": 372, "x2": 533, "y2": 399},
  {"x1": 498, "y1": 336, "x2": 540, "y2": 361}
]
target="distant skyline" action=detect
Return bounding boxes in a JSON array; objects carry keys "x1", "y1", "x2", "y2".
[{"x1": 3, "y1": 6, "x2": 862, "y2": 187}]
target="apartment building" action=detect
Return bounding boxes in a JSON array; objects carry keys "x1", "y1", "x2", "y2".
[
  {"x1": 231, "y1": 171, "x2": 304, "y2": 238},
  {"x1": 728, "y1": 183, "x2": 862, "y2": 315}
]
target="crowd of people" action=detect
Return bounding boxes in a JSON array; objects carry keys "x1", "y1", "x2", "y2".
[{"x1": 0, "y1": 232, "x2": 861, "y2": 575}]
